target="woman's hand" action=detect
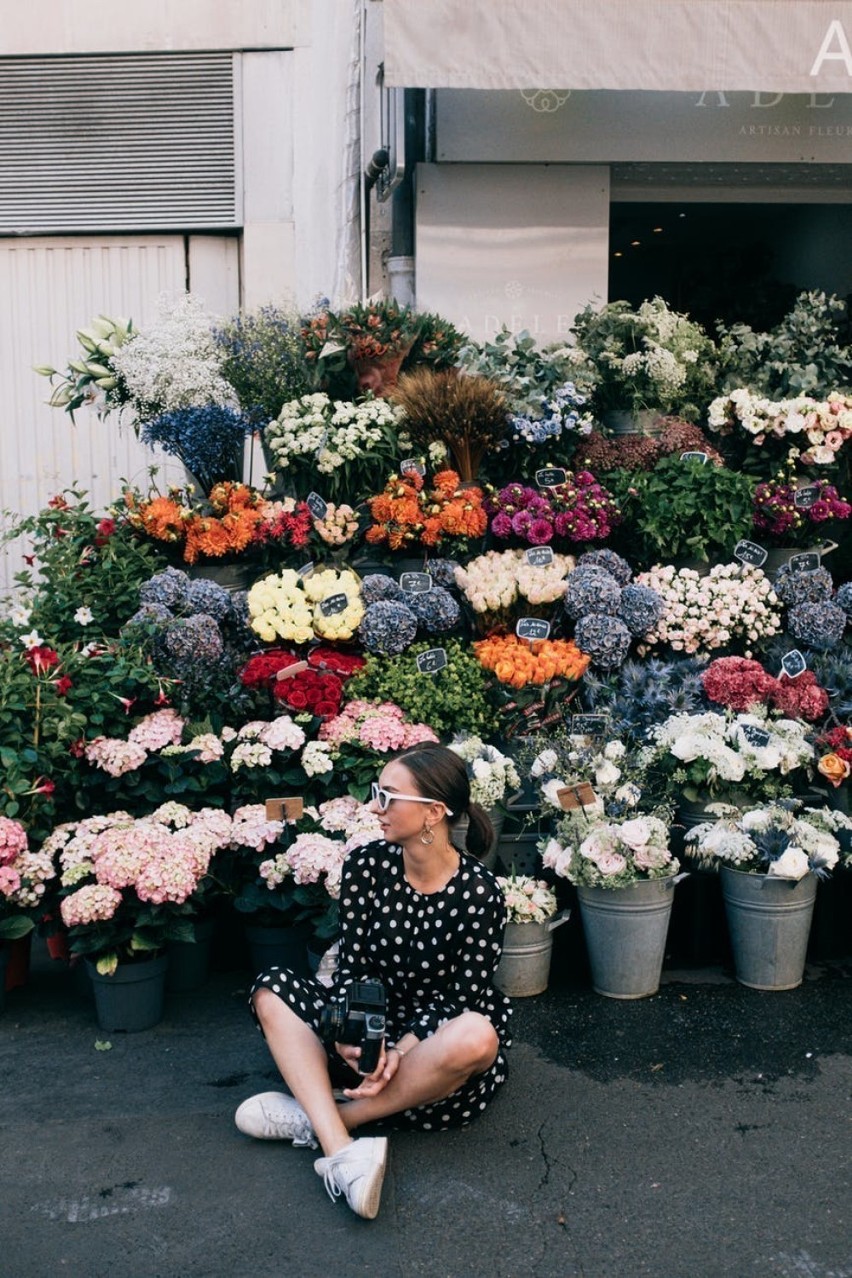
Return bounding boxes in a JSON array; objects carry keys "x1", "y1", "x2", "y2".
[{"x1": 337, "y1": 1041, "x2": 391, "y2": 1099}]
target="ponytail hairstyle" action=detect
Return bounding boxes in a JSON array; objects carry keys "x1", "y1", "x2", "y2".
[{"x1": 395, "y1": 743, "x2": 494, "y2": 860}]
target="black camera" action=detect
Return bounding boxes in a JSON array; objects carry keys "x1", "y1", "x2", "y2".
[{"x1": 319, "y1": 980, "x2": 386, "y2": 1075}]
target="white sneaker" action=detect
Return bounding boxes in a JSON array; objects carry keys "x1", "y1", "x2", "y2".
[
  {"x1": 314, "y1": 1137, "x2": 388, "y2": 1220},
  {"x1": 234, "y1": 1091, "x2": 317, "y2": 1148}
]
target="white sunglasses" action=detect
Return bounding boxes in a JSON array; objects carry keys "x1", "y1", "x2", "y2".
[{"x1": 370, "y1": 782, "x2": 453, "y2": 817}]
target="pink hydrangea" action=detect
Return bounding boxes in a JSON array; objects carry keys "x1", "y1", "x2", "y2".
[
  {"x1": 0, "y1": 816, "x2": 28, "y2": 865},
  {"x1": 84, "y1": 737, "x2": 148, "y2": 777},
  {"x1": 60, "y1": 883, "x2": 122, "y2": 927},
  {"x1": 230, "y1": 805, "x2": 285, "y2": 852},
  {"x1": 0, "y1": 865, "x2": 22, "y2": 896},
  {"x1": 135, "y1": 837, "x2": 206, "y2": 904},
  {"x1": 287, "y1": 832, "x2": 345, "y2": 886},
  {"x1": 127, "y1": 708, "x2": 185, "y2": 751}
]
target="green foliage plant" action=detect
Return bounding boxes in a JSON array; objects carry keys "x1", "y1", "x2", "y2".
[
  {"x1": 214, "y1": 304, "x2": 313, "y2": 427},
  {"x1": 608, "y1": 454, "x2": 755, "y2": 566},
  {"x1": 346, "y1": 638, "x2": 492, "y2": 738},
  {"x1": 716, "y1": 290, "x2": 852, "y2": 398}
]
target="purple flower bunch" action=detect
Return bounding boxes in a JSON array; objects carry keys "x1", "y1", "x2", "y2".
[
  {"x1": 486, "y1": 473, "x2": 620, "y2": 547},
  {"x1": 753, "y1": 478, "x2": 852, "y2": 543}
]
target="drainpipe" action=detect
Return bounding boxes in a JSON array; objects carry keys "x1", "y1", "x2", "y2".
[{"x1": 386, "y1": 88, "x2": 425, "y2": 307}]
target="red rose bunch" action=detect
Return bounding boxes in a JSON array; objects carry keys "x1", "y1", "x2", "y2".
[
  {"x1": 307, "y1": 647, "x2": 366, "y2": 679},
  {"x1": 273, "y1": 668, "x2": 343, "y2": 718},
  {"x1": 238, "y1": 649, "x2": 300, "y2": 689},
  {"x1": 702, "y1": 656, "x2": 829, "y2": 723}
]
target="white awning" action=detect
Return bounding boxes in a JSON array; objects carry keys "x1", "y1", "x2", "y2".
[{"x1": 382, "y1": 0, "x2": 852, "y2": 95}]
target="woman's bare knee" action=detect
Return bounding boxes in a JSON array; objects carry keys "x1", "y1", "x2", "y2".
[{"x1": 440, "y1": 1012, "x2": 499, "y2": 1074}]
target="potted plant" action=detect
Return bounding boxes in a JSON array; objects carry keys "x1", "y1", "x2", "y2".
[
  {"x1": 0, "y1": 817, "x2": 58, "y2": 1010},
  {"x1": 607, "y1": 453, "x2": 756, "y2": 568},
  {"x1": 752, "y1": 474, "x2": 851, "y2": 573},
  {"x1": 685, "y1": 802, "x2": 852, "y2": 989},
  {"x1": 707, "y1": 387, "x2": 852, "y2": 477},
  {"x1": 485, "y1": 473, "x2": 621, "y2": 550},
  {"x1": 347, "y1": 637, "x2": 494, "y2": 739},
  {"x1": 363, "y1": 468, "x2": 489, "y2": 561},
  {"x1": 492, "y1": 873, "x2": 569, "y2": 997},
  {"x1": 50, "y1": 805, "x2": 234, "y2": 1030},
  {"x1": 570, "y1": 296, "x2": 717, "y2": 429}
]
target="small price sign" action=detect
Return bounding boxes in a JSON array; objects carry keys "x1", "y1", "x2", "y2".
[
  {"x1": 535, "y1": 467, "x2": 567, "y2": 488},
  {"x1": 306, "y1": 492, "x2": 328, "y2": 520},
  {"x1": 556, "y1": 783, "x2": 599, "y2": 811},
  {"x1": 400, "y1": 457, "x2": 426, "y2": 478},
  {"x1": 789, "y1": 551, "x2": 821, "y2": 573},
  {"x1": 400, "y1": 572, "x2": 432, "y2": 594},
  {"x1": 680, "y1": 451, "x2": 708, "y2": 464},
  {"x1": 319, "y1": 593, "x2": 348, "y2": 617},
  {"x1": 416, "y1": 648, "x2": 448, "y2": 675},
  {"x1": 741, "y1": 724, "x2": 772, "y2": 749},
  {"x1": 781, "y1": 649, "x2": 807, "y2": 679},
  {"x1": 525, "y1": 546, "x2": 555, "y2": 567},
  {"x1": 571, "y1": 714, "x2": 609, "y2": 737},
  {"x1": 297, "y1": 561, "x2": 314, "y2": 578},
  {"x1": 733, "y1": 539, "x2": 768, "y2": 568},
  {"x1": 794, "y1": 486, "x2": 820, "y2": 509},
  {"x1": 515, "y1": 617, "x2": 551, "y2": 641}
]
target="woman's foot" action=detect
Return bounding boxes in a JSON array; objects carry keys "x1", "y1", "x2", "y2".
[
  {"x1": 314, "y1": 1136, "x2": 388, "y2": 1219},
  {"x1": 234, "y1": 1092, "x2": 317, "y2": 1148}
]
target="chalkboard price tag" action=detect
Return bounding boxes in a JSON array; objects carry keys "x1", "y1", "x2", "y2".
[
  {"x1": 416, "y1": 647, "x2": 448, "y2": 675},
  {"x1": 515, "y1": 617, "x2": 551, "y2": 641},
  {"x1": 789, "y1": 551, "x2": 821, "y2": 573},
  {"x1": 680, "y1": 451, "x2": 708, "y2": 464},
  {"x1": 400, "y1": 458, "x2": 426, "y2": 478},
  {"x1": 741, "y1": 724, "x2": 772, "y2": 749},
  {"x1": 400, "y1": 572, "x2": 432, "y2": 594},
  {"x1": 306, "y1": 492, "x2": 328, "y2": 520},
  {"x1": 319, "y1": 592, "x2": 348, "y2": 617},
  {"x1": 794, "y1": 485, "x2": 820, "y2": 509},
  {"x1": 781, "y1": 649, "x2": 807, "y2": 679},
  {"x1": 297, "y1": 561, "x2": 314, "y2": 578},
  {"x1": 571, "y1": 714, "x2": 609, "y2": 737},
  {"x1": 535, "y1": 467, "x2": 567, "y2": 488},
  {"x1": 525, "y1": 546, "x2": 555, "y2": 567},
  {"x1": 733, "y1": 539, "x2": 768, "y2": 568}
]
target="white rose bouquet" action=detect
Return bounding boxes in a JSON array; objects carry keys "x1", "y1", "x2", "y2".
[
  {"x1": 302, "y1": 567, "x2": 365, "y2": 641},
  {"x1": 685, "y1": 802, "x2": 851, "y2": 879},
  {"x1": 707, "y1": 389, "x2": 852, "y2": 469},
  {"x1": 247, "y1": 567, "x2": 364, "y2": 644}
]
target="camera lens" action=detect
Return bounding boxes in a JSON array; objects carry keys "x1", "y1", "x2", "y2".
[{"x1": 319, "y1": 1003, "x2": 344, "y2": 1043}]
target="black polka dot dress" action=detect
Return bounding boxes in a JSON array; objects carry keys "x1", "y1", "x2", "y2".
[{"x1": 250, "y1": 839, "x2": 512, "y2": 1131}]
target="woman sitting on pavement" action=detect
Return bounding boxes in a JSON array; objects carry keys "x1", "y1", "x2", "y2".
[{"x1": 235, "y1": 742, "x2": 512, "y2": 1220}]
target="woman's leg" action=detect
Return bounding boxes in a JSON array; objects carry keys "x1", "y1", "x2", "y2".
[
  {"x1": 252, "y1": 987, "x2": 352, "y2": 1157},
  {"x1": 340, "y1": 1011, "x2": 499, "y2": 1131}
]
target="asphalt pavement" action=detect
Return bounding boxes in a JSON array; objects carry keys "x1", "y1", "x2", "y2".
[{"x1": 1, "y1": 928, "x2": 850, "y2": 1278}]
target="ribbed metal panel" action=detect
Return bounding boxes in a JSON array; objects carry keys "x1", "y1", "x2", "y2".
[
  {"x1": 0, "y1": 235, "x2": 192, "y2": 596},
  {"x1": 0, "y1": 54, "x2": 238, "y2": 233}
]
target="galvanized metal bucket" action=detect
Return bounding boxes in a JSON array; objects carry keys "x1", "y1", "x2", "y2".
[
  {"x1": 577, "y1": 875, "x2": 683, "y2": 999},
  {"x1": 720, "y1": 866, "x2": 817, "y2": 991},
  {"x1": 494, "y1": 910, "x2": 571, "y2": 998}
]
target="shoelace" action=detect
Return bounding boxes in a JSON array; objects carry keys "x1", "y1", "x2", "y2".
[
  {"x1": 289, "y1": 1118, "x2": 317, "y2": 1149},
  {"x1": 319, "y1": 1152, "x2": 363, "y2": 1204}
]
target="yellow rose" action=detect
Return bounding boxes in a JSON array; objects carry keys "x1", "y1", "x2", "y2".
[{"x1": 817, "y1": 753, "x2": 850, "y2": 787}]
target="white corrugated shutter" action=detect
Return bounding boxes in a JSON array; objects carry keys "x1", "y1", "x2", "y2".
[
  {"x1": 0, "y1": 235, "x2": 193, "y2": 594},
  {"x1": 0, "y1": 54, "x2": 238, "y2": 233}
]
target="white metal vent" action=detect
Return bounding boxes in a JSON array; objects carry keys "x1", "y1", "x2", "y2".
[{"x1": 0, "y1": 54, "x2": 238, "y2": 233}]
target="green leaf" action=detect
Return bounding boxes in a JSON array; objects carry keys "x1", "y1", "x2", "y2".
[{"x1": 94, "y1": 1040, "x2": 113, "y2": 1051}]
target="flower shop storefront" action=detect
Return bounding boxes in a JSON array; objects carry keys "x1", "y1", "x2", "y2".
[
  {"x1": 2, "y1": 268, "x2": 852, "y2": 1027},
  {"x1": 375, "y1": 0, "x2": 852, "y2": 342}
]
